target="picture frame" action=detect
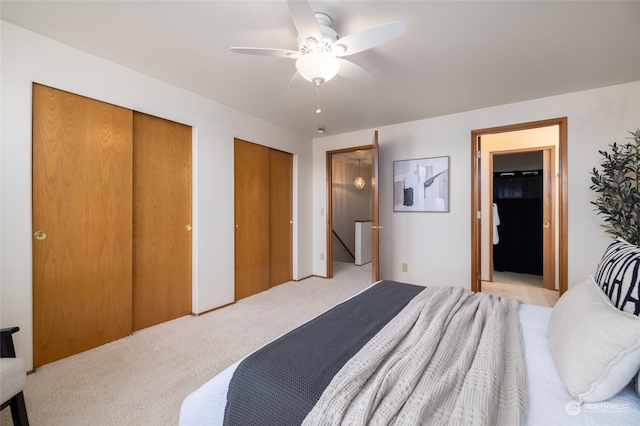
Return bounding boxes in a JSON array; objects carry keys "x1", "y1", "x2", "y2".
[{"x1": 393, "y1": 156, "x2": 449, "y2": 212}]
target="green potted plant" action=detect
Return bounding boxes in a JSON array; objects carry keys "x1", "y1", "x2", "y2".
[{"x1": 590, "y1": 128, "x2": 640, "y2": 245}]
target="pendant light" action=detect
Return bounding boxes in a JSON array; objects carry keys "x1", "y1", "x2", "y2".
[{"x1": 354, "y1": 159, "x2": 365, "y2": 190}]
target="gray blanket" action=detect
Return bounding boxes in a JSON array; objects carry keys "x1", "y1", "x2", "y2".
[
  {"x1": 302, "y1": 286, "x2": 525, "y2": 426},
  {"x1": 223, "y1": 281, "x2": 425, "y2": 425}
]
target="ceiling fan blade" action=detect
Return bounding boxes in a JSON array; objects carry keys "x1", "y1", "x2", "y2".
[
  {"x1": 288, "y1": 71, "x2": 306, "y2": 89},
  {"x1": 333, "y1": 21, "x2": 406, "y2": 57},
  {"x1": 230, "y1": 47, "x2": 299, "y2": 59},
  {"x1": 287, "y1": 0, "x2": 322, "y2": 43},
  {"x1": 337, "y1": 59, "x2": 373, "y2": 83}
]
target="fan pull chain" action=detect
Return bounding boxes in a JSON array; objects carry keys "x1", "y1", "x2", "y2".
[{"x1": 316, "y1": 88, "x2": 321, "y2": 114}]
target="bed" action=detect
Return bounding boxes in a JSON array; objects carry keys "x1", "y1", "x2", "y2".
[{"x1": 180, "y1": 278, "x2": 640, "y2": 426}]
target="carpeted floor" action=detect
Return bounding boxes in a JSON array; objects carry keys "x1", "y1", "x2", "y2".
[{"x1": 1, "y1": 262, "x2": 372, "y2": 425}]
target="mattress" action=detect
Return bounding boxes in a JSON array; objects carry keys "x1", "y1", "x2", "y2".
[{"x1": 180, "y1": 284, "x2": 640, "y2": 426}]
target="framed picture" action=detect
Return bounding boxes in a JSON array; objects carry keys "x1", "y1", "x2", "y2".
[{"x1": 393, "y1": 156, "x2": 449, "y2": 212}]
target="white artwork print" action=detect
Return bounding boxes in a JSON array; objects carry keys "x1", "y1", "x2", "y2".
[{"x1": 394, "y1": 156, "x2": 449, "y2": 212}]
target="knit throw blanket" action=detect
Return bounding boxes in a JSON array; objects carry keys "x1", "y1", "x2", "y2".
[{"x1": 302, "y1": 286, "x2": 525, "y2": 426}]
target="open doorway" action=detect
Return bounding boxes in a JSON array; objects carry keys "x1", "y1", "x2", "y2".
[
  {"x1": 471, "y1": 118, "x2": 568, "y2": 301},
  {"x1": 326, "y1": 147, "x2": 373, "y2": 277},
  {"x1": 492, "y1": 150, "x2": 546, "y2": 289}
]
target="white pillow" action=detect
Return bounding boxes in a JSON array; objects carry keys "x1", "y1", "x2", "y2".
[{"x1": 548, "y1": 277, "x2": 640, "y2": 403}]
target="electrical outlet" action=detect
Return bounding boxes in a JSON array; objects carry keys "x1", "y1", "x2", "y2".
[
  {"x1": 402, "y1": 263, "x2": 408, "y2": 272},
  {"x1": 320, "y1": 253, "x2": 325, "y2": 260}
]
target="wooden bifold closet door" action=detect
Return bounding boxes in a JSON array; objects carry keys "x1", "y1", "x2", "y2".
[
  {"x1": 32, "y1": 84, "x2": 192, "y2": 367},
  {"x1": 234, "y1": 139, "x2": 293, "y2": 301},
  {"x1": 234, "y1": 140, "x2": 270, "y2": 300},
  {"x1": 269, "y1": 149, "x2": 293, "y2": 287},
  {"x1": 132, "y1": 112, "x2": 192, "y2": 331},
  {"x1": 32, "y1": 84, "x2": 134, "y2": 367}
]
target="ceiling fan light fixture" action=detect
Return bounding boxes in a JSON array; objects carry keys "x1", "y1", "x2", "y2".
[
  {"x1": 332, "y1": 44, "x2": 347, "y2": 56},
  {"x1": 305, "y1": 37, "x2": 319, "y2": 49},
  {"x1": 295, "y1": 52, "x2": 341, "y2": 86},
  {"x1": 231, "y1": 1, "x2": 407, "y2": 89}
]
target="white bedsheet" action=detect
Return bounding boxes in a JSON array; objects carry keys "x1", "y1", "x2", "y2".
[{"x1": 180, "y1": 303, "x2": 640, "y2": 426}]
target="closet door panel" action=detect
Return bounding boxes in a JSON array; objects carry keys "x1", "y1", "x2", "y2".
[
  {"x1": 132, "y1": 112, "x2": 192, "y2": 331},
  {"x1": 234, "y1": 139, "x2": 270, "y2": 300},
  {"x1": 269, "y1": 149, "x2": 293, "y2": 286},
  {"x1": 32, "y1": 84, "x2": 133, "y2": 367}
]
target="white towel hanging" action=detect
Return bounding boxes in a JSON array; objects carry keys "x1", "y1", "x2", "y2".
[{"x1": 493, "y1": 203, "x2": 500, "y2": 245}]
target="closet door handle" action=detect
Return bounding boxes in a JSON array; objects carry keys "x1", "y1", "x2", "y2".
[{"x1": 543, "y1": 222, "x2": 550, "y2": 228}]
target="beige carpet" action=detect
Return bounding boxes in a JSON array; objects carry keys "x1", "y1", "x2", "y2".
[
  {"x1": 1, "y1": 262, "x2": 373, "y2": 426},
  {"x1": 481, "y1": 281, "x2": 558, "y2": 308}
]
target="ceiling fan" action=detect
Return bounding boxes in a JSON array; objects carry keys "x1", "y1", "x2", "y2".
[{"x1": 230, "y1": 0, "x2": 406, "y2": 88}]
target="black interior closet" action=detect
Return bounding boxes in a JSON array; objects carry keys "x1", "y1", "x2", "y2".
[{"x1": 493, "y1": 170, "x2": 542, "y2": 275}]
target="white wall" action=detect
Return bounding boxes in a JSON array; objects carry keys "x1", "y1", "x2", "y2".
[
  {"x1": 0, "y1": 22, "x2": 313, "y2": 370},
  {"x1": 313, "y1": 81, "x2": 640, "y2": 290}
]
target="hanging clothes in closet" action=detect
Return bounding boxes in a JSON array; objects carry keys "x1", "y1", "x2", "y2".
[{"x1": 493, "y1": 170, "x2": 543, "y2": 275}]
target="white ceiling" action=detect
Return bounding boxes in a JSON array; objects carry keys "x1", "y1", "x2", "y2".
[{"x1": 2, "y1": 1, "x2": 639, "y2": 139}]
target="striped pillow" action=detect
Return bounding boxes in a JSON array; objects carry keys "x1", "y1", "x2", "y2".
[{"x1": 594, "y1": 238, "x2": 640, "y2": 316}]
